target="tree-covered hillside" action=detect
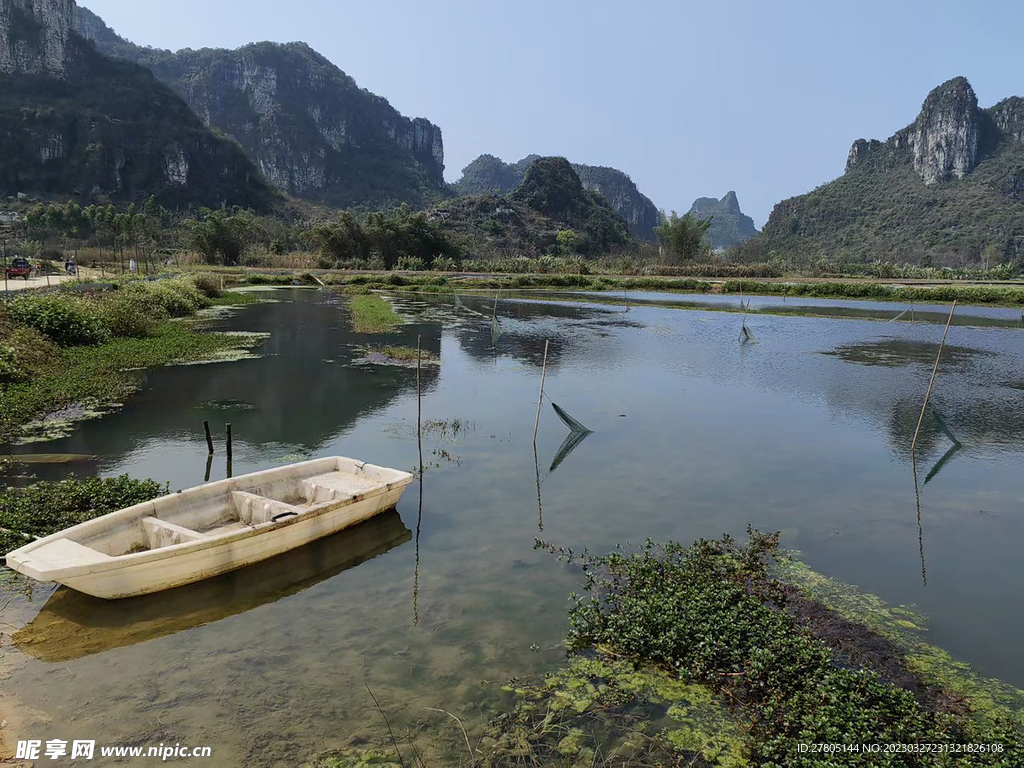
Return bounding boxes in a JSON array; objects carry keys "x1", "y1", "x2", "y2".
[
  {"x1": 455, "y1": 153, "x2": 659, "y2": 240},
  {"x1": 434, "y1": 157, "x2": 632, "y2": 258}
]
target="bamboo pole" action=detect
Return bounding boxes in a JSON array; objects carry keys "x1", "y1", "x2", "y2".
[
  {"x1": 910, "y1": 301, "x2": 956, "y2": 457},
  {"x1": 739, "y1": 299, "x2": 751, "y2": 341},
  {"x1": 416, "y1": 335, "x2": 423, "y2": 476},
  {"x1": 533, "y1": 340, "x2": 550, "y2": 445},
  {"x1": 203, "y1": 420, "x2": 214, "y2": 454}
]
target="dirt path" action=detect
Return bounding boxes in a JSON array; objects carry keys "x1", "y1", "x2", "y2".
[{"x1": 1, "y1": 270, "x2": 101, "y2": 293}]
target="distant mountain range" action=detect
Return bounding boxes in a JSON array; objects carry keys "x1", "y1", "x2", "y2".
[
  {"x1": 1, "y1": 0, "x2": 277, "y2": 209},
  {"x1": 688, "y1": 191, "x2": 759, "y2": 250},
  {"x1": 455, "y1": 154, "x2": 661, "y2": 241},
  {"x1": 73, "y1": 5, "x2": 447, "y2": 208},
  {"x1": 12, "y1": 2, "x2": 1009, "y2": 267},
  {"x1": 761, "y1": 77, "x2": 1024, "y2": 263}
]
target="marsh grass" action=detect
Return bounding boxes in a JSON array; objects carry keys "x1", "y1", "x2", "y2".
[{"x1": 350, "y1": 294, "x2": 402, "y2": 333}]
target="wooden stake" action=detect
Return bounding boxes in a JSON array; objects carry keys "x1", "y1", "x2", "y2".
[
  {"x1": 910, "y1": 301, "x2": 956, "y2": 457},
  {"x1": 226, "y1": 423, "x2": 233, "y2": 460},
  {"x1": 533, "y1": 340, "x2": 550, "y2": 445},
  {"x1": 203, "y1": 420, "x2": 214, "y2": 454}
]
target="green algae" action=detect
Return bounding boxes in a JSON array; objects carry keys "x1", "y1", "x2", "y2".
[
  {"x1": 776, "y1": 554, "x2": 1024, "y2": 730},
  {"x1": 480, "y1": 655, "x2": 747, "y2": 766}
]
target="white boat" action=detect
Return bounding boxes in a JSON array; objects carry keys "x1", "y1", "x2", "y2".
[{"x1": 5, "y1": 457, "x2": 414, "y2": 599}]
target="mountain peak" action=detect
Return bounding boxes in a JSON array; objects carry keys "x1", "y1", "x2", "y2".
[
  {"x1": 913, "y1": 76, "x2": 979, "y2": 184},
  {"x1": 688, "y1": 192, "x2": 758, "y2": 250},
  {"x1": 720, "y1": 190, "x2": 740, "y2": 213}
]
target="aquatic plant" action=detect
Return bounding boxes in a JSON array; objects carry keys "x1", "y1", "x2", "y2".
[
  {"x1": 538, "y1": 530, "x2": 1023, "y2": 765},
  {"x1": 349, "y1": 294, "x2": 402, "y2": 333},
  {"x1": 480, "y1": 656, "x2": 747, "y2": 766}
]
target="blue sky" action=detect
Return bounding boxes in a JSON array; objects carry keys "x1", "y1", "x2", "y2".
[{"x1": 83, "y1": 0, "x2": 1023, "y2": 226}]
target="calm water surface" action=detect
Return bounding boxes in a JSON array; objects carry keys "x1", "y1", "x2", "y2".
[{"x1": 2, "y1": 287, "x2": 1023, "y2": 765}]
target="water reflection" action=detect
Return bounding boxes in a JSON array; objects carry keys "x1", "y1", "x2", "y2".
[{"x1": 13, "y1": 511, "x2": 411, "y2": 663}]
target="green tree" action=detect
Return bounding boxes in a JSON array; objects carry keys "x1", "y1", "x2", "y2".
[
  {"x1": 654, "y1": 211, "x2": 713, "y2": 262},
  {"x1": 312, "y1": 212, "x2": 367, "y2": 263},
  {"x1": 555, "y1": 229, "x2": 583, "y2": 255},
  {"x1": 189, "y1": 210, "x2": 250, "y2": 266}
]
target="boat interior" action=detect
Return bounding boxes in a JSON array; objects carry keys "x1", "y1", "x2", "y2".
[{"x1": 39, "y1": 458, "x2": 409, "y2": 563}]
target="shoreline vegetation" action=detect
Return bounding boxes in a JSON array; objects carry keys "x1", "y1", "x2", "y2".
[
  {"x1": 229, "y1": 269, "x2": 1024, "y2": 307},
  {"x1": 0, "y1": 275, "x2": 265, "y2": 445}
]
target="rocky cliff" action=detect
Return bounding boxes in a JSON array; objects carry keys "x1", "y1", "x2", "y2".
[
  {"x1": 455, "y1": 153, "x2": 659, "y2": 240},
  {"x1": 74, "y1": 5, "x2": 446, "y2": 208},
  {"x1": 687, "y1": 191, "x2": 759, "y2": 249},
  {"x1": 0, "y1": 0, "x2": 277, "y2": 209},
  {"x1": 762, "y1": 77, "x2": 1024, "y2": 263},
  {"x1": 0, "y1": 0, "x2": 71, "y2": 76}
]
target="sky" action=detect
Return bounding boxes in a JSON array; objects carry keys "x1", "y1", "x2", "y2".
[{"x1": 82, "y1": 0, "x2": 1024, "y2": 227}]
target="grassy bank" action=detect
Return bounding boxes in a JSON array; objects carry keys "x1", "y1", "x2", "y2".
[
  {"x1": 253, "y1": 270, "x2": 1024, "y2": 307},
  {"x1": 349, "y1": 293, "x2": 402, "y2": 333},
  {"x1": 0, "y1": 476, "x2": 167, "y2": 556},
  {"x1": 0, "y1": 276, "x2": 265, "y2": 444}
]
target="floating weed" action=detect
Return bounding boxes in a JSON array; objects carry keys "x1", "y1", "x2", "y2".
[
  {"x1": 538, "y1": 531, "x2": 1024, "y2": 764},
  {"x1": 303, "y1": 747, "x2": 402, "y2": 767},
  {"x1": 421, "y1": 418, "x2": 475, "y2": 440},
  {"x1": 360, "y1": 345, "x2": 439, "y2": 368}
]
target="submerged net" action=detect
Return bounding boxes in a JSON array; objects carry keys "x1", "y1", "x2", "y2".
[{"x1": 551, "y1": 402, "x2": 592, "y2": 435}]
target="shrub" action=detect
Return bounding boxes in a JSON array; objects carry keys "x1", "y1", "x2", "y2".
[
  {"x1": 98, "y1": 291, "x2": 160, "y2": 338},
  {"x1": 0, "y1": 475, "x2": 167, "y2": 549},
  {"x1": 121, "y1": 279, "x2": 210, "y2": 317},
  {"x1": 432, "y1": 254, "x2": 458, "y2": 272},
  {"x1": 190, "y1": 273, "x2": 223, "y2": 299},
  {"x1": 395, "y1": 256, "x2": 425, "y2": 271},
  {"x1": 8, "y1": 294, "x2": 110, "y2": 346},
  {"x1": 0, "y1": 345, "x2": 24, "y2": 384}
]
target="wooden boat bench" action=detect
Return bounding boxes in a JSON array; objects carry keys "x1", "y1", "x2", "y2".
[{"x1": 302, "y1": 471, "x2": 381, "y2": 504}]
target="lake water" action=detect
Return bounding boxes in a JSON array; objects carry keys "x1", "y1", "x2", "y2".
[{"x1": 2, "y1": 287, "x2": 1023, "y2": 765}]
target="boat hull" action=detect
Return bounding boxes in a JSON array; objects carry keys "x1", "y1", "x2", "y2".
[
  {"x1": 56, "y1": 486, "x2": 406, "y2": 599},
  {"x1": 5, "y1": 457, "x2": 414, "y2": 600}
]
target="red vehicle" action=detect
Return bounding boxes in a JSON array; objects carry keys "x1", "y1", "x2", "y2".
[{"x1": 5, "y1": 257, "x2": 32, "y2": 280}]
